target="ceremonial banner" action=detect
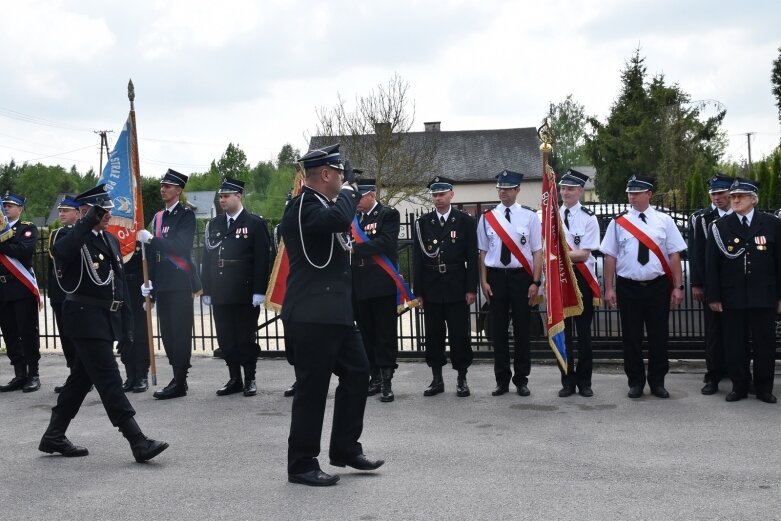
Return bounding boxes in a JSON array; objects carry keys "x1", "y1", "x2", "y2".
[
  {"x1": 265, "y1": 170, "x2": 305, "y2": 312},
  {"x1": 540, "y1": 138, "x2": 583, "y2": 372},
  {"x1": 97, "y1": 115, "x2": 145, "y2": 261}
]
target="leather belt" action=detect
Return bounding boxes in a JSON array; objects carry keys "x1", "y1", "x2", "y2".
[
  {"x1": 217, "y1": 259, "x2": 248, "y2": 268},
  {"x1": 487, "y1": 267, "x2": 526, "y2": 273},
  {"x1": 424, "y1": 263, "x2": 462, "y2": 274},
  {"x1": 354, "y1": 258, "x2": 377, "y2": 267},
  {"x1": 0, "y1": 275, "x2": 6, "y2": 283},
  {"x1": 66, "y1": 294, "x2": 124, "y2": 311}
]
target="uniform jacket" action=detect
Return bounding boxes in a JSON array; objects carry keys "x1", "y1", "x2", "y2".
[
  {"x1": 412, "y1": 208, "x2": 479, "y2": 304},
  {"x1": 202, "y1": 209, "x2": 271, "y2": 305},
  {"x1": 279, "y1": 185, "x2": 360, "y2": 325},
  {"x1": 147, "y1": 202, "x2": 197, "y2": 294},
  {"x1": 47, "y1": 225, "x2": 73, "y2": 304},
  {"x1": 0, "y1": 220, "x2": 38, "y2": 302},
  {"x1": 689, "y1": 206, "x2": 729, "y2": 288},
  {"x1": 351, "y1": 202, "x2": 400, "y2": 301},
  {"x1": 706, "y1": 210, "x2": 781, "y2": 309},
  {"x1": 51, "y1": 213, "x2": 132, "y2": 342}
]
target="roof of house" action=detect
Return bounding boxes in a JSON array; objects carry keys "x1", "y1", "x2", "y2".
[
  {"x1": 186, "y1": 191, "x2": 218, "y2": 219},
  {"x1": 310, "y1": 127, "x2": 544, "y2": 183}
]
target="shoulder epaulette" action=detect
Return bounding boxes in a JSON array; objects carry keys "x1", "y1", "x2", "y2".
[
  {"x1": 521, "y1": 205, "x2": 536, "y2": 212},
  {"x1": 655, "y1": 207, "x2": 668, "y2": 215},
  {"x1": 21, "y1": 221, "x2": 33, "y2": 225},
  {"x1": 614, "y1": 210, "x2": 629, "y2": 219},
  {"x1": 580, "y1": 206, "x2": 595, "y2": 216},
  {"x1": 691, "y1": 208, "x2": 707, "y2": 217}
]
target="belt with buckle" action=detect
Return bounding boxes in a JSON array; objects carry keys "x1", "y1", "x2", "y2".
[
  {"x1": 0, "y1": 275, "x2": 6, "y2": 283},
  {"x1": 217, "y1": 259, "x2": 246, "y2": 268},
  {"x1": 617, "y1": 275, "x2": 666, "y2": 287},
  {"x1": 425, "y1": 263, "x2": 462, "y2": 274},
  {"x1": 66, "y1": 294, "x2": 124, "y2": 311},
  {"x1": 355, "y1": 258, "x2": 377, "y2": 267}
]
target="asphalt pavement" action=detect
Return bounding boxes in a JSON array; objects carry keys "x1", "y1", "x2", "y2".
[{"x1": 1, "y1": 354, "x2": 779, "y2": 521}]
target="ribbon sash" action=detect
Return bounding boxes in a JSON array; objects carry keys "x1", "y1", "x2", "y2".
[
  {"x1": 615, "y1": 215, "x2": 673, "y2": 287},
  {"x1": 566, "y1": 244, "x2": 602, "y2": 304},
  {"x1": 351, "y1": 216, "x2": 417, "y2": 313},
  {"x1": 0, "y1": 253, "x2": 42, "y2": 307},
  {"x1": 154, "y1": 210, "x2": 193, "y2": 275},
  {"x1": 484, "y1": 210, "x2": 533, "y2": 277}
]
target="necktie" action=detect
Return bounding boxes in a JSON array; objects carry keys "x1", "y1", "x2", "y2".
[
  {"x1": 564, "y1": 208, "x2": 570, "y2": 229},
  {"x1": 359, "y1": 213, "x2": 365, "y2": 225},
  {"x1": 500, "y1": 207, "x2": 511, "y2": 266},
  {"x1": 742, "y1": 216, "x2": 749, "y2": 228},
  {"x1": 163, "y1": 209, "x2": 170, "y2": 218},
  {"x1": 439, "y1": 216, "x2": 445, "y2": 227},
  {"x1": 228, "y1": 217, "x2": 235, "y2": 229},
  {"x1": 637, "y1": 212, "x2": 649, "y2": 265}
]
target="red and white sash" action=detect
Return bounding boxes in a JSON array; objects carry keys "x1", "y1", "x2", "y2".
[
  {"x1": 615, "y1": 215, "x2": 673, "y2": 287},
  {"x1": 484, "y1": 210, "x2": 533, "y2": 277},
  {"x1": 0, "y1": 253, "x2": 42, "y2": 308}
]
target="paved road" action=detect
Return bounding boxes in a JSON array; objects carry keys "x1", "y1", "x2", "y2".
[{"x1": 1, "y1": 355, "x2": 779, "y2": 521}]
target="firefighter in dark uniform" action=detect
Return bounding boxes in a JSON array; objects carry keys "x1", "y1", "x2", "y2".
[
  {"x1": 0, "y1": 191, "x2": 41, "y2": 393},
  {"x1": 117, "y1": 243, "x2": 151, "y2": 393},
  {"x1": 202, "y1": 177, "x2": 271, "y2": 397},
  {"x1": 477, "y1": 171, "x2": 543, "y2": 397},
  {"x1": 706, "y1": 178, "x2": 780, "y2": 404},
  {"x1": 558, "y1": 169, "x2": 601, "y2": 397},
  {"x1": 48, "y1": 195, "x2": 81, "y2": 393},
  {"x1": 413, "y1": 176, "x2": 478, "y2": 398},
  {"x1": 280, "y1": 144, "x2": 383, "y2": 487},
  {"x1": 601, "y1": 175, "x2": 687, "y2": 399},
  {"x1": 137, "y1": 169, "x2": 197, "y2": 400},
  {"x1": 688, "y1": 174, "x2": 733, "y2": 395},
  {"x1": 39, "y1": 184, "x2": 168, "y2": 462},
  {"x1": 351, "y1": 177, "x2": 401, "y2": 402}
]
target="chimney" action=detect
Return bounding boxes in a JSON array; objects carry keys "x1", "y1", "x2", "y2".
[
  {"x1": 424, "y1": 121, "x2": 441, "y2": 132},
  {"x1": 373, "y1": 122, "x2": 391, "y2": 135}
]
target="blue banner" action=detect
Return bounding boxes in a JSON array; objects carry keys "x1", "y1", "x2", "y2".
[{"x1": 98, "y1": 118, "x2": 133, "y2": 220}]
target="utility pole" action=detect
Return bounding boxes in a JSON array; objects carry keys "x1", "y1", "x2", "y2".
[
  {"x1": 94, "y1": 130, "x2": 114, "y2": 174},
  {"x1": 746, "y1": 132, "x2": 754, "y2": 177}
]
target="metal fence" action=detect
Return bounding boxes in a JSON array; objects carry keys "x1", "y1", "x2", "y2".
[{"x1": 24, "y1": 204, "x2": 781, "y2": 360}]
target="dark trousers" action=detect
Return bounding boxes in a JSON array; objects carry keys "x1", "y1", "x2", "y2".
[
  {"x1": 355, "y1": 294, "x2": 398, "y2": 373},
  {"x1": 156, "y1": 290, "x2": 193, "y2": 370},
  {"x1": 702, "y1": 304, "x2": 726, "y2": 384},
  {"x1": 213, "y1": 303, "x2": 261, "y2": 372},
  {"x1": 616, "y1": 276, "x2": 670, "y2": 388},
  {"x1": 423, "y1": 301, "x2": 473, "y2": 372},
  {"x1": 0, "y1": 296, "x2": 40, "y2": 369},
  {"x1": 722, "y1": 308, "x2": 776, "y2": 395},
  {"x1": 120, "y1": 274, "x2": 150, "y2": 378},
  {"x1": 53, "y1": 337, "x2": 136, "y2": 426},
  {"x1": 51, "y1": 302, "x2": 77, "y2": 367},
  {"x1": 560, "y1": 272, "x2": 594, "y2": 389},
  {"x1": 488, "y1": 268, "x2": 531, "y2": 386},
  {"x1": 285, "y1": 321, "x2": 370, "y2": 474}
]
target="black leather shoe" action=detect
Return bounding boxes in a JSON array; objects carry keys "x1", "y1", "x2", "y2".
[
  {"x1": 153, "y1": 379, "x2": 187, "y2": 400},
  {"x1": 118, "y1": 418, "x2": 169, "y2": 463},
  {"x1": 558, "y1": 386, "x2": 575, "y2": 398},
  {"x1": 132, "y1": 379, "x2": 149, "y2": 393},
  {"x1": 122, "y1": 378, "x2": 135, "y2": 392},
  {"x1": 627, "y1": 386, "x2": 643, "y2": 399},
  {"x1": 701, "y1": 382, "x2": 718, "y2": 395},
  {"x1": 367, "y1": 375, "x2": 382, "y2": 396},
  {"x1": 578, "y1": 385, "x2": 594, "y2": 397},
  {"x1": 491, "y1": 384, "x2": 509, "y2": 396},
  {"x1": 756, "y1": 392, "x2": 777, "y2": 404},
  {"x1": 0, "y1": 366, "x2": 27, "y2": 392},
  {"x1": 243, "y1": 380, "x2": 257, "y2": 397},
  {"x1": 423, "y1": 377, "x2": 444, "y2": 397},
  {"x1": 22, "y1": 376, "x2": 41, "y2": 393},
  {"x1": 39, "y1": 436, "x2": 89, "y2": 457},
  {"x1": 329, "y1": 453, "x2": 385, "y2": 471},
  {"x1": 516, "y1": 384, "x2": 530, "y2": 397},
  {"x1": 725, "y1": 390, "x2": 747, "y2": 402},
  {"x1": 456, "y1": 376, "x2": 470, "y2": 397},
  {"x1": 283, "y1": 381, "x2": 297, "y2": 397},
  {"x1": 288, "y1": 469, "x2": 339, "y2": 486},
  {"x1": 54, "y1": 382, "x2": 67, "y2": 394},
  {"x1": 650, "y1": 386, "x2": 670, "y2": 399},
  {"x1": 216, "y1": 377, "x2": 243, "y2": 396},
  {"x1": 213, "y1": 348, "x2": 225, "y2": 359}
]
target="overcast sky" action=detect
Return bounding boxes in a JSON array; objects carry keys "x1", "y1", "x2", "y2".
[{"x1": 1, "y1": 0, "x2": 779, "y2": 178}]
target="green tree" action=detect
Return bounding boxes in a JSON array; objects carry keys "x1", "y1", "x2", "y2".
[
  {"x1": 140, "y1": 176, "x2": 163, "y2": 227},
  {"x1": 276, "y1": 144, "x2": 299, "y2": 168},
  {"x1": 548, "y1": 94, "x2": 590, "y2": 174},
  {"x1": 769, "y1": 150, "x2": 781, "y2": 208},
  {"x1": 14, "y1": 163, "x2": 81, "y2": 221},
  {"x1": 586, "y1": 49, "x2": 726, "y2": 203},
  {"x1": 246, "y1": 165, "x2": 297, "y2": 222},
  {"x1": 0, "y1": 160, "x2": 21, "y2": 192},
  {"x1": 757, "y1": 160, "x2": 772, "y2": 207},
  {"x1": 249, "y1": 160, "x2": 275, "y2": 196},
  {"x1": 772, "y1": 47, "x2": 781, "y2": 140}
]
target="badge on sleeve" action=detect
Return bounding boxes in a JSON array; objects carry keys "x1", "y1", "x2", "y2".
[{"x1": 574, "y1": 235, "x2": 581, "y2": 245}]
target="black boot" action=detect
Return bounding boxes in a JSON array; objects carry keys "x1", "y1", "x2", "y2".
[
  {"x1": 367, "y1": 371, "x2": 382, "y2": 396},
  {"x1": 216, "y1": 365, "x2": 243, "y2": 396},
  {"x1": 122, "y1": 366, "x2": 136, "y2": 392},
  {"x1": 456, "y1": 370, "x2": 470, "y2": 397},
  {"x1": 1, "y1": 364, "x2": 26, "y2": 392},
  {"x1": 118, "y1": 418, "x2": 169, "y2": 463},
  {"x1": 54, "y1": 373, "x2": 71, "y2": 394},
  {"x1": 23, "y1": 364, "x2": 41, "y2": 393},
  {"x1": 132, "y1": 374, "x2": 149, "y2": 393},
  {"x1": 380, "y1": 368, "x2": 395, "y2": 402},
  {"x1": 423, "y1": 366, "x2": 444, "y2": 396},
  {"x1": 153, "y1": 368, "x2": 187, "y2": 400},
  {"x1": 243, "y1": 366, "x2": 257, "y2": 397},
  {"x1": 39, "y1": 412, "x2": 89, "y2": 457},
  {"x1": 283, "y1": 381, "x2": 297, "y2": 397}
]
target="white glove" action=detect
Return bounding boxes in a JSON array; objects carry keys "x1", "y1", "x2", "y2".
[
  {"x1": 202, "y1": 295, "x2": 212, "y2": 306},
  {"x1": 142, "y1": 301, "x2": 155, "y2": 311},
  {"x1": 137, "y1": 230, "x2": 153, "y2": 244},
  {"x1": 252, "y1": 294, "x2": 265, "y2": 307},
  {"x1": 140, "y1": 281, "x2": 153, "y2": 298}
]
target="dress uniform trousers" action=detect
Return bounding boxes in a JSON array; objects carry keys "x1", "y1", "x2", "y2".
[
  {"x1": 213, "y1": 304, "x2": 260, "y2": 370},
  {"x1": 119, "y1": 270, "x2": 151, "y2": 377},
  {"x1": 702, "y1": 304, "x2": 727, "y2": 384},
  {"x1": 0, "y1": 295, "x2": 40, "y2": 369},
  {"x1": 156, "y1": 290, "x2": 193, "y2": 370},
  {"x1": 51, "y1": 302, "x2": 77, "y2": 367},
  {"x1": 53, "y1": 336, "x2": 135, "y2": 426},
  {"x1": 616, "y1": 275, "x2": 670, "y2": 388},
  {"x1": 488, "y1": 267, "x2": 532, "y2": 387},
  {"x1": 722, "y1": 308, "x2": 775, "y2": 395},
  {"x1": 560, "y1": 271, "x2": 594, "y2": 389},
  {"x1": 423, "y1": 301, "x2": 473, "y2": 372},
  {"x1": 285, "y1": 321, "x2": 369, "y2": 474},
  {"x1": 354, "y1": 294, "x2": 398, "y2": 372}
]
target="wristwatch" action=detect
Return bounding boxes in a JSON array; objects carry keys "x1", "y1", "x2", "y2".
[
  {"x1": 532, "y1": 280, "x2": 542, "y2": 286},
  {"x1": 676, "y1": 284, "x2": 684, "y2": 291}
]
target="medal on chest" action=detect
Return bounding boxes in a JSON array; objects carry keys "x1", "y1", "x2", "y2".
[
  {"x1": 520, "y1": 233, "x2": 527, "y2": 246},
  {"x1": 574, "y1": 235, "x2": 581, "y2": 246},
  {"x1": 450, "y1": 230, "x2": 456, "y2": 243}
]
